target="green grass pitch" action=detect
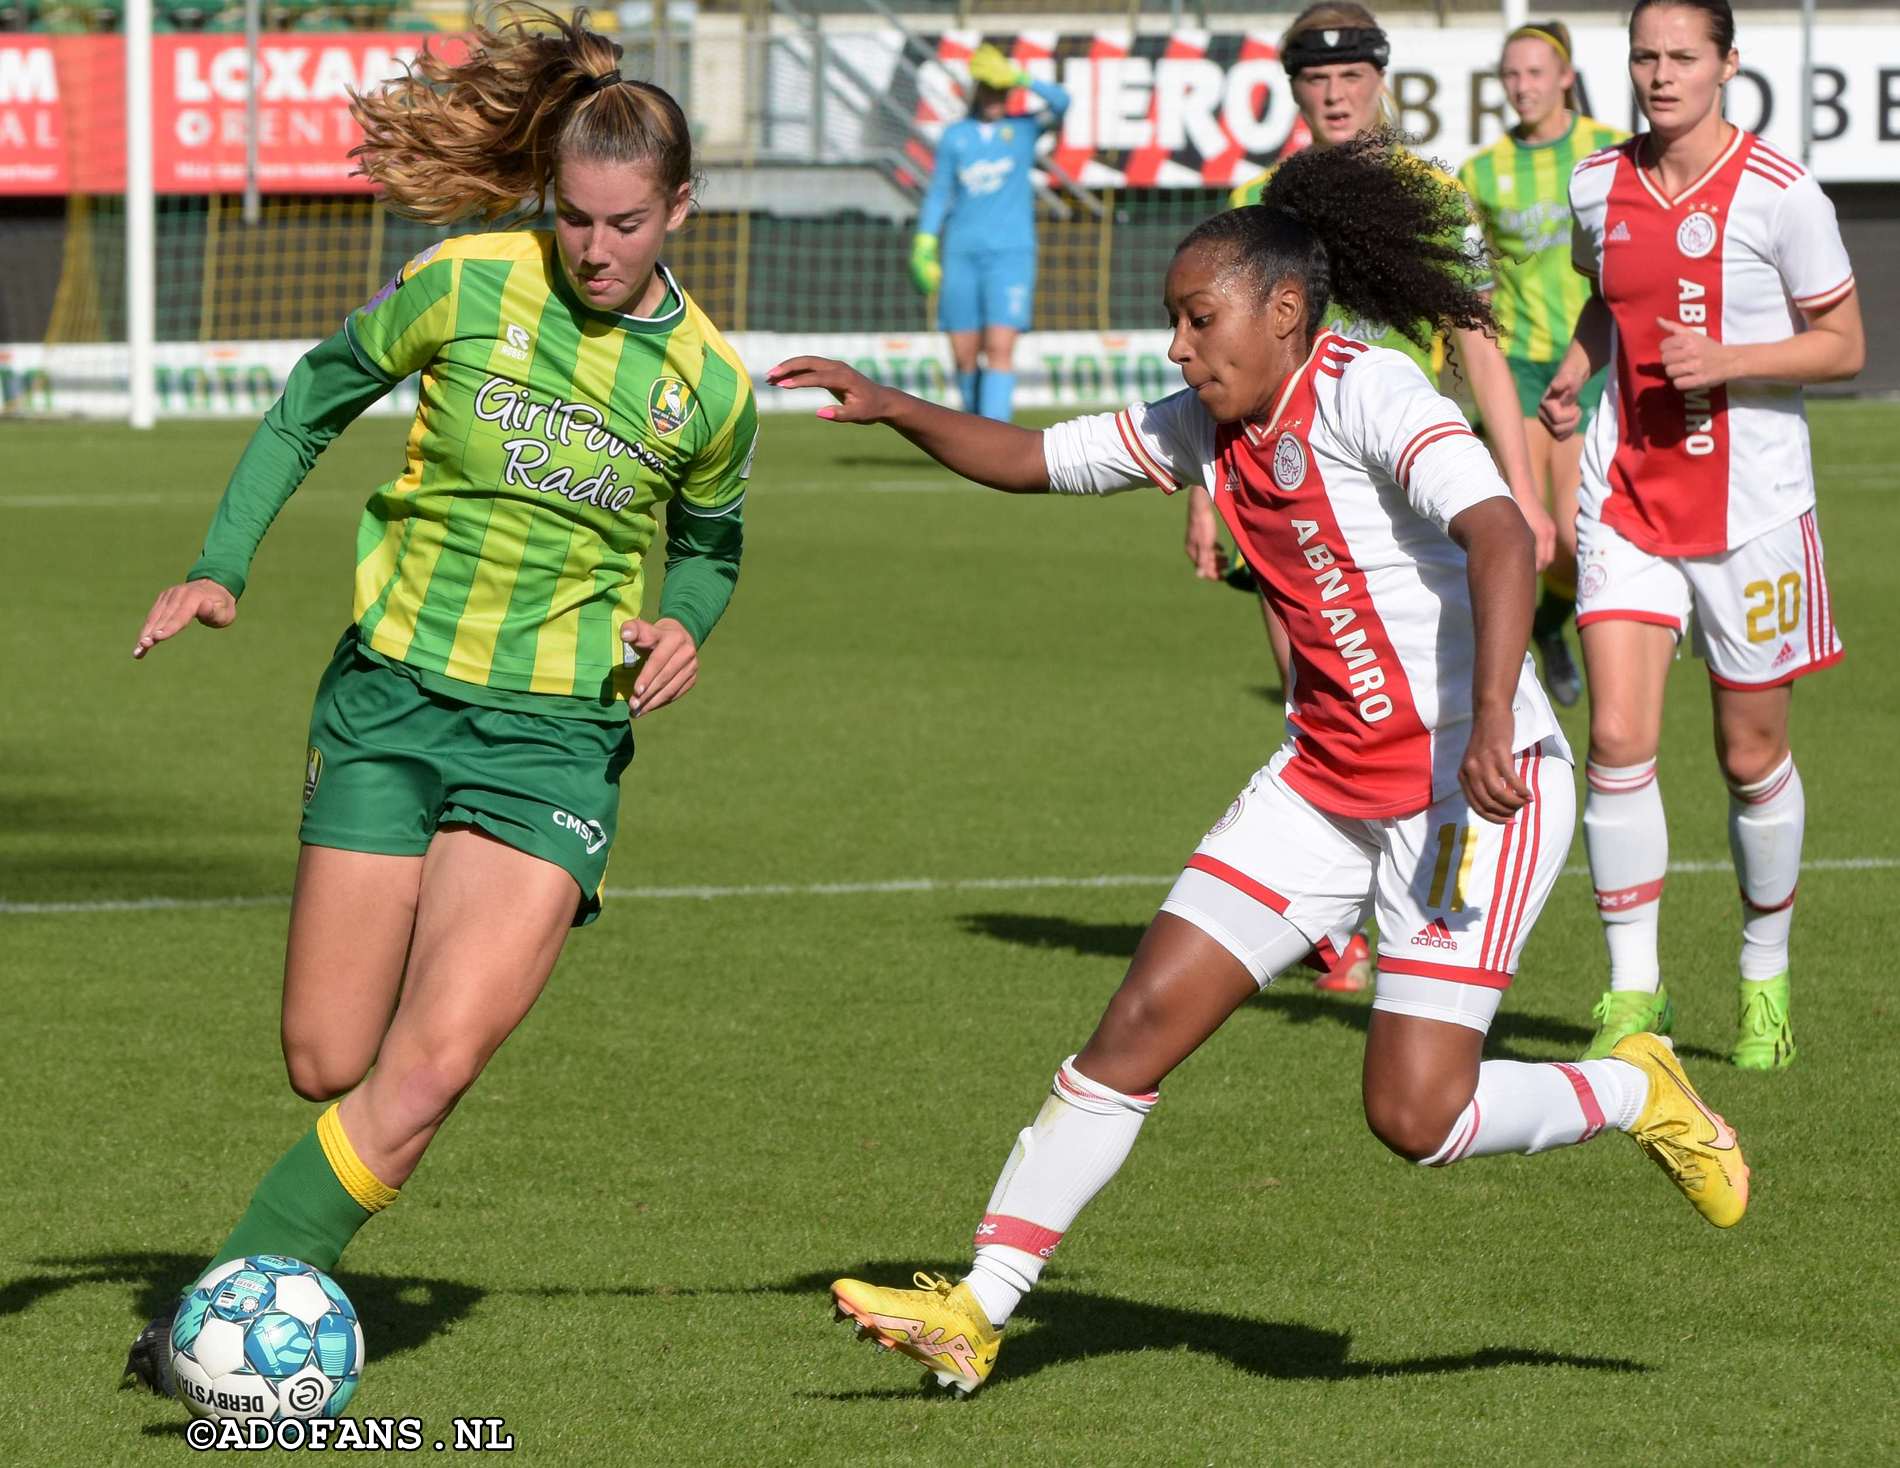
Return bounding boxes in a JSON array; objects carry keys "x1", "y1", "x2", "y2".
[{"x1": 2, "y1": 401, "x2": 1897, "y2": 1464}]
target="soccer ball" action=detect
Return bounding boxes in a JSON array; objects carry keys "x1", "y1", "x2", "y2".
[{"x1": 167, "y1": 1255, "x2": 363, "y2": 1421}]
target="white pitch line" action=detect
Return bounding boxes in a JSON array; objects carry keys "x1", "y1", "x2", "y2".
[
  {"x1": 0, "y1": 492, "x2": 171, "y2": 509},
  {"x1": 1, "y1": 857, "x2": 1894, "y2": 917}
]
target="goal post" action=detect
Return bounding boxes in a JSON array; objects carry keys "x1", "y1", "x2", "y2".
[{"x1": 126, "y1": 0, "x2": 155, "y2": 429}]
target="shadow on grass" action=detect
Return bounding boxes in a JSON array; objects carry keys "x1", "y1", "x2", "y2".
[
  {"x1": 4, "y1": 1251, "x2": 484, "y2": 1369},
  {"x1": 960, "y1": 912, "x2": 1722, "y2": 1064},
  {"x1": 0, "y1": 775, "x2": 288, "y2": 907},
  {"x1": 765, "y1": 1263, "x2": 1647, "y2": 1395},
  {"x1": 1250, "y1": 989, "x2": 1725, "y2": 1064},
  {"x1": 960, "y1": 912, "x2": 1146, "y2": 960}
]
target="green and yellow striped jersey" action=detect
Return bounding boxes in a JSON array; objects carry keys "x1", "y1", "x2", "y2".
[
  {"x1": 1458, "y1": 114, "x2": 1626, "y2": 362},
  {"x1": 1228, "y1": 155, "x2": 1486, "y2": 379},
  {"x1": 343, "y1": 231, "x2": 756, "y2": 703}
]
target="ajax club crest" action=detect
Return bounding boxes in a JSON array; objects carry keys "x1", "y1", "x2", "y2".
[
  {"x1": 648, "y1": 377, "x2": 698, "y2": 438},
  {"x1": 1676, "y1": 211, "x2": 1718, "y2": 259},
  {"x1": 1206, "y1": 793, "x2": 1245, "y2": 838},
  {"x1": 1272, "y1": 433, "x2": 1306, "y2": 490}
]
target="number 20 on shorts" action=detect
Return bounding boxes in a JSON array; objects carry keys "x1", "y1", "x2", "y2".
[{"x1": 1744, "y1": 573, "x2": 1802, "y2": 643}]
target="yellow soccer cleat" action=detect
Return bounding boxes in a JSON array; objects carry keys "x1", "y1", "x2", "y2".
[
  {"x1": 1613, "y1": 1033, "x2": 1750, "y2": 1228},
  {"x1": 832, "y1": 1272, "x2": 1001, "y2": 1396}
]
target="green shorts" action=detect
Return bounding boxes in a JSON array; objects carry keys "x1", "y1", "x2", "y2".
[
  {"x1": 300, "y1": 632, "x2": 634, "y2": 926},
  {"x1": 1508, "y1": 355, "x2": 1607, "y2": 422}
]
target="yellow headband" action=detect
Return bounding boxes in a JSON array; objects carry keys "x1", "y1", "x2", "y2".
[{"x1": 1508, "y1": 24, "x2": 1571, "y2": 62}]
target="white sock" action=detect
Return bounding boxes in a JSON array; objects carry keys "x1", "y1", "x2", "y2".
[
  {"x1": 1584, "y1": 759, "x2": 1667, "y2": 993},
  {"x1": 1421, "y1": 1058, "x2": 1648, "y2": 1165},
  {"x1": 1727, "y1": 754, "x2": 1803, "y2": 980},
  {"x1": 962, "y1": 1057, "x2": 1156, "y2": 1328}
]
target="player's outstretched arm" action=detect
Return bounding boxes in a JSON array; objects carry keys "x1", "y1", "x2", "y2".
[
  {"x1": 1447, "y1": 495, "x2": 1536, "y2": 823},
  {"x1": 135, "y1": 329, "x2": 393, "y2": 662},
  {"x1": 133, "y1": 578, "x2": 237, "y2": 660},
  {"x1": 767, "y1": 356, "x2": 1051, "y2": 493}
]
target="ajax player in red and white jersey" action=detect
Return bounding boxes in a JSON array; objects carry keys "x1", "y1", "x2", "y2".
[
  {"x1": 1541, "y1": 0, "x2": 1864, "y2": 1068},
  {"x1": 771, "y1": 133, "x2": 1749, "y2": 1398}
]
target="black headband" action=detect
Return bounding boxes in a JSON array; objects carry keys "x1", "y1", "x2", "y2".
[{"x1": 1283, "y1": 26, "x2": 1390, "y2": 77}]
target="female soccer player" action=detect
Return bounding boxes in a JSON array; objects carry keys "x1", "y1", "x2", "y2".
[
  {"x1": 1201, "y1": 1, "x2": 1556, "y2": 993},
  {"x1": 123, "y1": 6, "x2": 757, "y2": 1391},
  {"x1": 772, "y1": 131, "x2": 1749, "y2": 1399},
  {"x1": 1216, "y1": 1, "x2": 1554, "y2": 566},
  {"x1": 1541, "y1": 0, "x2": 1862, "y2": 1067},
  {"x1": 910, "y1": 43, "x2": 1070, "y2": 421},
  {"x1": 1460, "y1": 20, "x2": 1624, "y2": 707}
]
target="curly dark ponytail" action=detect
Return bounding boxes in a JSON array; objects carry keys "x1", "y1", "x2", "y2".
[{"x1": 1177, "y1": 129, "x2": 1494, "y2": 352}]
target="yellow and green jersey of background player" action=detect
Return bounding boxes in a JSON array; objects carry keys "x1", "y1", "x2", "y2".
[
  {"x1": 1458, "y1": 113, "x2": 1624, "y2": 362},
  {"x1": 188, "y1": 231, "x2": 757, "y2": 718},
  {"x1": 1227, "y1": 152, "x2": 1488, "y2": 379}
]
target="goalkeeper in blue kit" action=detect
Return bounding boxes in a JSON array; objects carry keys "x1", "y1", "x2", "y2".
[{"x1": 911, "y1": 43, "x2": 1069, "y2": 421}]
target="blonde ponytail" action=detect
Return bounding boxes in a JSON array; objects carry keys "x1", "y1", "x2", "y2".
[{"x1": 350, "y1": 4, "x2": 694, "y2": 226}]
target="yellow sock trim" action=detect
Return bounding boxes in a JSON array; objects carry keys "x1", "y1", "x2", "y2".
[{"x1": 317, "y1": 1104, "x2": 400, "y2": 1213}]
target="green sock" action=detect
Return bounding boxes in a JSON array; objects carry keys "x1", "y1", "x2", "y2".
[
  {"x1": 208, "y1": 1107, "x2": 396, "y2": 1272},
  {"x1": 1532, "y1": 588, "x2": 1575, "y2": 641}
]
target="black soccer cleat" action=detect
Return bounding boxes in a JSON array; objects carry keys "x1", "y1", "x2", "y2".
[
  {"x1": 122, "y1": 1304, "x2": 178, "y2": 1398},
  {"x1": 1536, "y1": 629, "x2": 1583, "y2": 708}
]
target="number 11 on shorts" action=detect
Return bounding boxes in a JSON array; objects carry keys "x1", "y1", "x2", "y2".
[{"x1": 1427, "y1": 823, "x2": 1478, "y2": 912}]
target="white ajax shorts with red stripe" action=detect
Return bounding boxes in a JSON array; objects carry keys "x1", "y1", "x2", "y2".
[
  {"x1": 1575, "y1": 508, "x2": 1842, "y2": 689},
  {"x1": 1159, "y1": 743, "x2": 1574, "y2": 1033}
]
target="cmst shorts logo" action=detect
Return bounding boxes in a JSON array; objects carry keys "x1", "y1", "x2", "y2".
[
  {"x1": 551, "y1": 809, "x2": 608, "y2": 856},
  {"x1": 303, "y1": 746, "x2": 323, "y2": 807},
  {"x1": 1676, "y1": 211, "x2": 1718, "y2": 259},
  {"x1": 648, "y1": 377, "x2": 698, "y2": 437},
  {"x1": 1272, "y1": 433, "x2": 1305, "y2": 491}
]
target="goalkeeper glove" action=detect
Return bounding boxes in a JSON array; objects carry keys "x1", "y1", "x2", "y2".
[
  {"x1": 909, "y1": 234, "x2": 942, "y2": 295},
  {"x1": 969, "y1": 44, "x2": 1026, "y2": 92}
]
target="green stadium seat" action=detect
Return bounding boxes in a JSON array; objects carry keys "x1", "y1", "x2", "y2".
[
  {"x1": 340, "y1": 0, "x2": 396, "y2": 28},
  {"x1": 35, "y1": 0, "x2": 118, "y2": 29},
  {"x1": 158, "y1": 0, "x2": 216, "y2": 29}
]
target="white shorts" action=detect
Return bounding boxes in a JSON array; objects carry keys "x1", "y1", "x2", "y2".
[
  {"x1": 1575, "y1": 509, "x2": 1843, "y2": 689},
  {"x1": 1159, "y1": 745, "x2": 1574, "y2": 1033}
]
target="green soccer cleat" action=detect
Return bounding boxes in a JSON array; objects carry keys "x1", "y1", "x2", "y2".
[
  {"x1": 1731, "y1": 973, "x2": 1796, "y2": 1070},
  {"x1": 1582, "y1": 984, "x2": 1674, "y2": 1060},
  {"x1": 832, "y1": 1272, "x2": 1001, "y2": 1397}
]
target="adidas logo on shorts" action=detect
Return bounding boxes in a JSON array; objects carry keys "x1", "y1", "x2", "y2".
[{"x1": 1410, "y1": 918, "x2": 1457, "y2": 950}]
